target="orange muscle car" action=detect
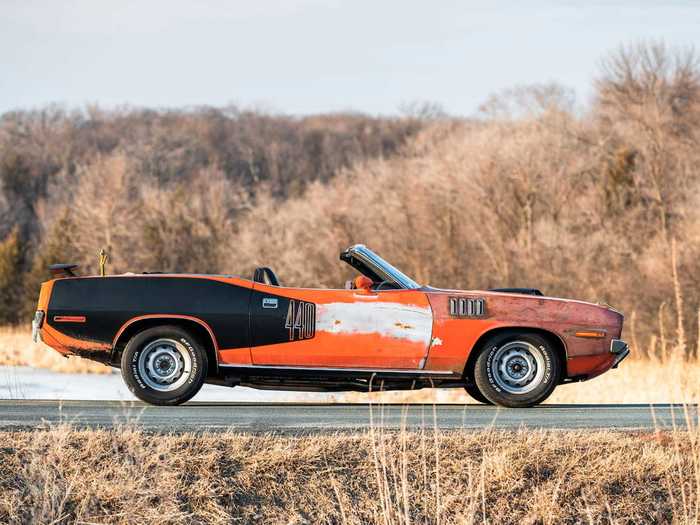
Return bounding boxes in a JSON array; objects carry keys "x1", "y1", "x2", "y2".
[{"x1": 33, "y1": 244, "x2": 628, "y2": 407}]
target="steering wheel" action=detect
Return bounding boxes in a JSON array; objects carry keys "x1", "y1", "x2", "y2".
[{"x1": 374, "y1": 280, "x2": 395, "y2": 291}]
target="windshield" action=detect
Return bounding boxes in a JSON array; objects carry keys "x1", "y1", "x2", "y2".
[{"x1": 341, "y1": 245, "x2": 421, "y2": 289}]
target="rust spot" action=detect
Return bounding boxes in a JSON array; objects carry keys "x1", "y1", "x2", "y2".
[
  {"x1": 334, "y1": 320, "x2": 342, "y2": 325},
  {"x1": 66, "y1": 347, "x2": 112, "y2": 365},
  {"x1": 394, "y1": 322, "x2": 414, "y2": 330}
]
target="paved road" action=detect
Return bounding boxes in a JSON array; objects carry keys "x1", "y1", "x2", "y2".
[{"x1": 0, "y1": 400, "x2": 696, "y2": 432}]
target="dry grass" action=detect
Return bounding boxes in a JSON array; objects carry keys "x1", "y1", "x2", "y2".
[
  {"x1": 549, "y1": 355, "x2": 700, "y2": 404},
  {"x1": 0, "y1": 424, "x2": 698, "y2": 524},
  {"x1": 0, "y1": 326, "x2": 110, "y2": 374},
  {"x1": 353, "y1": 355, "x2": 700, "y2": 405}
]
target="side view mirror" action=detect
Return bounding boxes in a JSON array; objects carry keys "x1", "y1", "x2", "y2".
[{"x1": 353, "y1": 275, "x2": 373, "y2": 291}]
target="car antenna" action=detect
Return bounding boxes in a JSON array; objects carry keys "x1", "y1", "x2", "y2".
[{"x1": 99, "y1": 248, "x2": 108, "y2": 277}]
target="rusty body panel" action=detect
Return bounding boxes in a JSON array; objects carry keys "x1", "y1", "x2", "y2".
[{"x1": 424, "y1": 289, "x2": 623, "y2": 377}]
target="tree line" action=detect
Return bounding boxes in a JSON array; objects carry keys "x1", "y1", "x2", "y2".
[
  {"x1": 1, "y1": 41, "x2": 698, "y2": 356},
  {"x1": 0, "y1": 106, "x2": 425, "y2": 323}
]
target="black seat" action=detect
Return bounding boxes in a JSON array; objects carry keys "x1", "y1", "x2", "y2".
[{"x1": 253, "y1": 267, "x2": 280, "y2": 286}]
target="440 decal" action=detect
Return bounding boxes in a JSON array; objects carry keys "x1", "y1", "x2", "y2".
[{"x1": 285, "y1": 300, "x2": 316, "y2": 341}]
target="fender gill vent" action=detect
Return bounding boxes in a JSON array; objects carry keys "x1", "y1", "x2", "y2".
[{"x1": 449, "y1": 297, "x2": 486, "y2": 317}]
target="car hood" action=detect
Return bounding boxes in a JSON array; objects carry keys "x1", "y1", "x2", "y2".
[{"x1": 422, "y1": 285, "x2": 623, "y2": 329}]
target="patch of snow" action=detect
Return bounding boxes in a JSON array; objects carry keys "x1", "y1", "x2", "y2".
[{"x1": 0, "y1": 366, "x2": 335, "y2": 402}]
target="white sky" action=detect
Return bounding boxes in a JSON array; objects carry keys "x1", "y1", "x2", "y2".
[{"x1": 2, "y1": 0, "x2": 699, "y2": 116}]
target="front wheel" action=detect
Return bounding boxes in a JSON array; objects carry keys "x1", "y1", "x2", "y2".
[
  {"x1": 463, "y1": 381, "x2": 493, "y2": 404},
  {"x1": 120, "y1": 325, "x2": 208, "y2": 406},
  {"x1": 473, "y1": 332, "x2": 560, "y2": 408}
]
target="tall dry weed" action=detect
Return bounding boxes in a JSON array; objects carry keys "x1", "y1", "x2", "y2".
[{"x1": 1, "y1": 424, "x2": 699, "y2": 524}]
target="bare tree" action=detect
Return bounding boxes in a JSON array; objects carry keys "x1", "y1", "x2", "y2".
[
  {"x1": 479, "y1": 83, "x2": 576, "y2": 120},
  {"x1": 595, "y1": 40, "x2": 700, "y2": 243},
  {"x1": 69, "y1": 154, "x2": 138, "y2": 273}
]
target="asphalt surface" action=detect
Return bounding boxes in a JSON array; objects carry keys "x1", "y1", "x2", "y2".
[{"x1": 0, "y1": 400, "x2": 696, "y2": 432}]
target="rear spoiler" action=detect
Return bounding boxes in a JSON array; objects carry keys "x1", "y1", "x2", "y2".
[{"x1": 49, "y1": 263, "x2": 79, "y2": 278}]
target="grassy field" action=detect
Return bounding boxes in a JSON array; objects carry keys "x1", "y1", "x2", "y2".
[{"x1": 0, "y1": 424, "x2": 698, "y2": 524}]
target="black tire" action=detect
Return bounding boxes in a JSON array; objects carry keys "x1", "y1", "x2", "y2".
[
  {"x1": 464, "y1": 380, "x2": 493, "y2": 404},
  {"x1": 473, "y1": 332, "x2": 560, "y2": 408},
  {"x1": 120, "y1": 325, "x2": 208, "y2": 406}
]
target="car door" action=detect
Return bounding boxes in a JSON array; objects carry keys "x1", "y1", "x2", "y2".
[{"x1": 249, "y1": 283, "x2": 433, "y2": 369}]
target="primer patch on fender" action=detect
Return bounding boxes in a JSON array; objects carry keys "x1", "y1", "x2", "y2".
[{"x1": 316, "y1": 302, "x2": 432, "y2": 345}]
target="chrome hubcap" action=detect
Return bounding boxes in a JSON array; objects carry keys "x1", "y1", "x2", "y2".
[
  {"x1": 138, "y1": 338, "x2": 191, "y2": 392},
  {"x1": 491, "y1": 341, "x2": 545, "y2": 394}
]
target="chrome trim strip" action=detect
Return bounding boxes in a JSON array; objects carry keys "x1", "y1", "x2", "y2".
[{"x1": 218, "y1": 363, "x2": 455, "y2": 375}]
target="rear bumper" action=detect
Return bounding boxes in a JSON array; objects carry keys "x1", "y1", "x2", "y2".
[
  {"x1": 31, "y1": 310, "x2": 45, "y2": 343},
  {"x1": 610, "y1": 338, "x2": 629, "y2": 369}
]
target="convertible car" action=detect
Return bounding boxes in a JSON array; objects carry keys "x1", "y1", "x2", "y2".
[{"x1": 32, "y1": 244, "x2": 628, "y2": 407}]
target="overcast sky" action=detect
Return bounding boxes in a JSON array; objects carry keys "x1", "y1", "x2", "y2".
[{"x1": 2, "y1": 1, "x2": 699, "y2": 116}]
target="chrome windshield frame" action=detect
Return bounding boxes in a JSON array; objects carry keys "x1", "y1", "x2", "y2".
[{"x1": 345, "y1": 245, "x2": 421, "y2": 290}]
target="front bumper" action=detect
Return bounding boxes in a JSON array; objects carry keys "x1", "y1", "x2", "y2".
[{"x1": 610, "y1": 338, "x2": 629, "y2": 368}]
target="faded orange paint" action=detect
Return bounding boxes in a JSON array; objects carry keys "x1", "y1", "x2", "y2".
[
  {"x1": 424, "y1": 290, "x2": 624, "y2": 376},
  {"x1": 249, "y1": 331, "x2": 428, "y2": 369},
  {"x1": 41, "y1": 322, "x2": 111, "y2": 356},
  {"x1": 566, "y1": 353, "x2": 617, "y2": 379},
  {"x1": 217, "y1": 348, "x2": 253, "y2": 365},
  {"x1": 36, "y1": 279, "x2": 54, "y2": 312},
  {"x1": 424, "y1": 316, "x2": 501, "y2": 373},
  {"x1": 250, "y1": 283, "x2": 432, "y2": 369},
  {"x1": 251, "y1": 282, "x2": 425, "y2": 304}
]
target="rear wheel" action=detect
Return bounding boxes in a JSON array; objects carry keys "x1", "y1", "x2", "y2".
[
  {"x1": 474, "y1": 332, "x2": 560, "y2": 408},
  {"x1": 120, "y1": 325, "x2": 208, "y2": 406}
]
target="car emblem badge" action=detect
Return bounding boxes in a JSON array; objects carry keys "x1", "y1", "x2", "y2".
[{"x1": 262, "y1": 298, "x2": 278, "y2": 309}]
